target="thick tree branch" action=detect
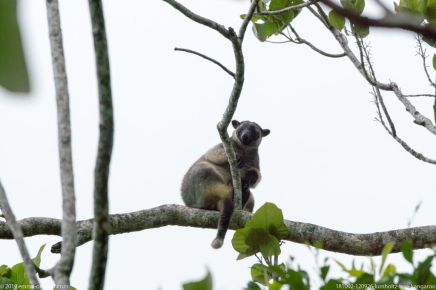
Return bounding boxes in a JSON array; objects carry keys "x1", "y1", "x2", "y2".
[
  {"x1": 88, "y1": 0, "x2": 114, "y2": 289},
  {"x1": 46, "y1": 0, "x2": 77, "y2": 286},
  {"x1": 0, "y1": 182, "x2": 40, "y2": 287},
  {"x1": 320, "y1": 0, "x2": 436, "y2": 40},
  {"x1": 391, "y1": 83, "x2": 436, "y2": 135},
  {"x1": 0, "y1": 205, "x2": 435, "y2": 257},
  {"x1": 174, "y1": 47, "x2": 235, "y2": 78}
]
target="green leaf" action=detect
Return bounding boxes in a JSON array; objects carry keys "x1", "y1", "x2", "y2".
[
  {"x1": 233, "y1": 203, "x2": 288, "y2": 259},
  {"x1": 251, "y1": 0, "x2": 303, "y2": 41},
  {"x1": 394, "y1": 0, "x2": 426, "y2": 23},
  {"x1": 414, "y1": 255, "x2": 434, "y2": 285},
  {"x1": 379, "y1": 242, "x2": 394, "y2": 275},
  {"x1": 340, "y1": 0, "x2": 365, "y2": 14},
  {"x1": 246, "y1": 281, "x2": 262, "y2": 290},
  {"x1": 247, "y1": 203, "x2": 288, "y2": 240},
  {"x1": 397, "y1": 273, "x2": 413, "y2": 285},
  {"x1": 321, "y1": 279, "x2": 343, "y2": 290},
  {"x1": 382, "y1": 264, "x2": 397, "y2": 278},
  {"x1": 240, "y1": 14, "x2": 264, "y2": 22},
  {"x1": 183, "y1": 270, "x2": 213, "y2": 290},
  {"x1": 284, "y1": 269, "x2": 309, "y2": 290},
  {"x1": 0, "y1": 265, "x2": 11, "y2": 277},
  {"x1": 232, "y1": 227, "x2": 257, "y2": 257},
  {"x1": 10, "y1": 262, "x2": 29, "y2": 285},
  {"x1": 328, "y1": 11, "x2": 345, "y2": 30},
  {"x1": 268, "y1": 264, "x2": 287, "y2": 278},
  {"x1": 400, "y1": 240, "x2": 414, "y2": 264},
  {"x1": 252, "y1": 20, "x2": 278, "y2": 42},
  {"x1": 426, "y1": 0, "x2": 436, "y2": 22},
  {"x1": 433, "y1": 54, "x2": 436, "y2": 71},
  {"x1": 33, "y1": 244, "x2": 46, "y2": 267},
  {"x1": 251, "y1": 263, "x2": 270, "y2": 286},
  {"x1": 259, "y1": 234, "x2": 281, "y2": 258},
  {"x1": 0, "y1": 0, "x2": 30, "y2": 93},
  {"x1": 320, "y1": 265, "x2": 329, "y2": 281},
  {"x1": 269, "y1": 280, "x2": 282, "y2": 290},
  {"x1": 354, "y1": 272, "x2": 374, "y2": 285},
  {"x1": 351, "y1": 24, "x2": 369, "y2": 38},
  {"x1": 10, "y1": 244, "x2": 45, "y2": 285},
  {"x1": 0, "y1": 277, "x2": 14, "y2": 286}
]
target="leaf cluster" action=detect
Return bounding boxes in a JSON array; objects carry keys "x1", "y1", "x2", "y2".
[{"x1": 0, "y1": 245, "x2": 44, "y2": 288}]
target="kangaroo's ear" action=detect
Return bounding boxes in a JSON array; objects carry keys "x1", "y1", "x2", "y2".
[
  {"x1": 232, "y1": 120, "x2": 241, "y2": 129},
  {"x1": 262, "y1": 129, "x2": 270, "y2": 137}
]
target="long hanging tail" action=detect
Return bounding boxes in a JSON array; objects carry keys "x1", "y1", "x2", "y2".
[{"x1": 211, "y1": 198, "x2": 234, "y2": 249}]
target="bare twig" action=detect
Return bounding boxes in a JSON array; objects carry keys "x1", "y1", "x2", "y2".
[
  {"x1": 285, "y1": 24, "x2": 346, "y2": 58},
  {"x1": 0, "y1": 181, "x2": 40, "y2": 287},
  {"x1": 404, "y1": 93, "x2": 436, "y2": 97},
  {"x1": 417, "y1": 35, "x2": 436, "y2": 123},
  {"x1": 266, "y1": 39, "x2": 293, "y2": 44},
  {"x1": 0, "y1": 204, "x2": 435, "y2": 256},
  {"x1": 162, "y1": 0, "x2": 230, "y2": 39},
  {"x1": 88, "y1": 0, "x2": 114, "y2": 289},
  {"x1": 373, "y1": 91, "x2": 436, "y2": 165},
  {"x1": 257, "y1": 0, "x2": 317, "y2": 16},
  {"x1": 407, "y1": 201, "x2": 423, "y2": 228},
  {"x1": 46, "y1": 0, "x2": 77, "y2": 287},
  {"x1": 416, "y1": 35, "x2": 436, "y2": 88},
  {"x1": 320, "y1": 0, "x2": 436, "y2": 40},
  {"x1": 356, "y1": 36, "x2": 396, "y2": 136},
  {"x1": 174, "y1": 47, "x2": 235, "y2": 78}
]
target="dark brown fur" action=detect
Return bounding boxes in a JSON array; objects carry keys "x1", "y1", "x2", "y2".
[{"x1": 181, "y1": 120, "x2": 270, "y2": 248}]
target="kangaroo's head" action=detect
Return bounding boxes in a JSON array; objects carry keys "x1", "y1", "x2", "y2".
[{"x1": 231, "y1": 120, "x2": 270, "y2": 149}]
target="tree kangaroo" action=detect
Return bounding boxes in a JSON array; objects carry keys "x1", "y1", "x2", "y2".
[{"x1": 181, "y1": 120, "x2": 270, "y2": 248}]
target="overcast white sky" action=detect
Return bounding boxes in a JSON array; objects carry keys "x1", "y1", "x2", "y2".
[{"x1": 0, "y1": 0, "x2": 435, "y2": 289}]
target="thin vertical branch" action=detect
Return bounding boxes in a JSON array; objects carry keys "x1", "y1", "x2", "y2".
[
  {"x1": 416, "y1": 36, "x2": 436, "y2": 88},
  {"x1": 355, "y1": 37, "x2": 396, "y2": 137},
  {"x1": 434, "y1": 76, "x2": 436, "y2": 122},
  {"x1": 217, "y1": 0, "x2": 258, "y2": 210},
  {"x1": 0, "y1": 182, "x2": 40, "y2": 287},
  {"x1": 46, "y1": 0, "x2": 77, "y2": 287},
  {"x1": 88, "y1": 0, "x2": 114, "y2": 289}
]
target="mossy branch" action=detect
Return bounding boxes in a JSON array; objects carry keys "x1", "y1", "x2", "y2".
[{"x1": 0, "y1": 204, "x2": 435, "y2": 257}]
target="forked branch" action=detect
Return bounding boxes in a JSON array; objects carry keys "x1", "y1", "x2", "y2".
[{"x1": 163, "y1": 0, "x2": 258, "y2": 209}]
